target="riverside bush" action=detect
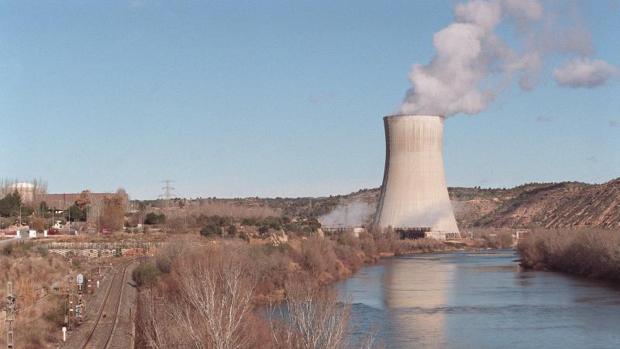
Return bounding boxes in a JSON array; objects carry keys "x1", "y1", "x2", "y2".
[{"x1": 518, "y1": 229, "x2": 620, "y2": 280}]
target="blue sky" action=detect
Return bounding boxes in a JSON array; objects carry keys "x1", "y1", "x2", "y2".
[{"x1": 1, "y1": 0, "x2": 618, "y2": 199}]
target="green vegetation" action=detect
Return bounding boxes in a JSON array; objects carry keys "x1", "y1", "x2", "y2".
[
  {"x1": 200, "y1": 223, "x2": 222, "y2": 237},
  {"x1": 193, "y1": 215, "x2": 324, "y2": 239},
  {"x1": 144, "y1": 212, "x2": 166, "y2": 225},
  {"x1": 155, "y1": 254, "x2": 172, "y2": 273},
  {"x1": 133, "y1": 262, "x2": 161, "y2": 286},
  {"x1": 67, "y1": 204, "x2": 88, "y2": 222},
  {"x1": 0, "y1": 191, "x2": 33, "y2": 217}
]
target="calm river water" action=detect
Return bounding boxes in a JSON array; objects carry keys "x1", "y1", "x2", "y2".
[{"x1": 337, "y1": 250, "x2": 620, "y2": 349}]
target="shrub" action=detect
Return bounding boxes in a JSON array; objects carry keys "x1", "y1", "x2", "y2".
[
  {"x1": 334, "y1": 244, "x2": 363, "y2": 272},
  {"x1": 226, "y1": 224, "x2": 237, "y2": 236},
  {"x1": 301, "y1": 237, "x2": 338, "y2": 277},
  {"x1": 263, "y1": 216, "x2": 283, "y2": 230},
  {"x1": 156, "y1": 255, "x2": 172, "y2": 274},
  {"x1": 337, "y1": 232, "x2": 360, "y2": 249},
  {"x1": 37, "y1": 246, "x2": 49, "y2": 256},
  {"x1": 200, "y1": 224, "x2": 222, "y2": 238},
  {"x1": 144, "y1": 212, "x2": 166, "y2": 225},
  {"x1": 241, "y1": 217, "x2": 259, "y2": 226},
  {"x1": 67, "y1": 204, "x2": 87, "y2": 222},
  {"x1": 306, "y1": 218, "x2": 322, "y2": 232},
  {"x1": 250, "y1": 245, "x2": 291, "y2": 295},
  {"x1": 518, "y1": 229, "x2": 620, "y2": 280},
  {"x1": 258, "y1": 225, "x2": 270, "y2": 236},
  {"x1": 358, "y1": 233, "x2": 377, "y2": 257},
  {"x1": 133, "y1": 262, "x2": 161, "y2": 286}
]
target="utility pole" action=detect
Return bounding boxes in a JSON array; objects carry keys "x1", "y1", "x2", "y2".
[{"x1": 5, "y1": 282, "x2": 16, "y2": 349}]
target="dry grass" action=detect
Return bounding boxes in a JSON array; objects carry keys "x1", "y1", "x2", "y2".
[
  {"x1": 0, "y1": 242, "x2": 75, "y2": 348},
  {"x1": 517, "y1": 228, "x2": 620, "y2": 280}
]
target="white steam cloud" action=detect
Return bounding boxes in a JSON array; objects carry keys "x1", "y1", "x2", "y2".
[
  {"x1": 554, "y1": 58, "x2": 619, "y2": 88},
  {"x1": 318, "y1": 200, "x2": 375, "y2": 228},
  {"x1": 400, "y1": 0, "x2": 617, "y2": 117}
]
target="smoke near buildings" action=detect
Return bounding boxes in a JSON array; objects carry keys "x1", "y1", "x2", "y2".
[
  {"x1": 318, "y1": 200, "x2": 375, "y2": 228},
  {"x1": 399, "y1": 0, "x2": 618, "y2": 117}
]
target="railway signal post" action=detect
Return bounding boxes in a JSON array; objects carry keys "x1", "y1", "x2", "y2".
[{"x1": 5, "y1": 282, "x2": 16, "y2": 349}]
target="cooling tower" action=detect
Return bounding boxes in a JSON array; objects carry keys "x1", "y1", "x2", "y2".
[{"x1": 374, "y1": 114, "x2": 459, "y2": 239}]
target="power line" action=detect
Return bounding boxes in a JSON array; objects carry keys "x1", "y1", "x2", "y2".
[
  {"x1": 159, "y1": 180, "x2": 176, "y2": 209},
  {"x1": 159, "y1": 180, "x2": 175, "y2": 200}
]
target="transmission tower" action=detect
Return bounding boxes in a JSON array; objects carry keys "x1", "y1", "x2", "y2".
[
  {"x1": 5, "y1": 281, "x2": 15, "y2": 349},
  {"x1": 159, "y1": 180, "x2": 176, "y2": 208}
]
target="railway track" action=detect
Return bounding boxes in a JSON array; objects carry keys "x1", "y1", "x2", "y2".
[{"x1": 79, "y1": 263, "x2": 130, "y2": 349}]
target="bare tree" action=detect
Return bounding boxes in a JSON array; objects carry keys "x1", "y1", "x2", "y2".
[
  {"x1": 139, "y1": 288, "x2": 181, "y2": 348},
  {"x1": 140, "y1": 245, "x2": 258, "y2": 349},
  {"x1": 100, "y1": 193, "x2": 126, "y2": 231},
  {"x1": 270, "y1": 279, "x2": 350, "y2": 349}
]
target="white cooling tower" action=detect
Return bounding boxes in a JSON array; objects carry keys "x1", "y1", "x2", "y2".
[{"x1": 374, "y1": 114, "x2": 459, "y2": 239}]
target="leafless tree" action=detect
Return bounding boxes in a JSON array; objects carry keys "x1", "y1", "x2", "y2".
[
  {"x1": 100, "y1": 192, "x2": 126, "y2": 231},
  {"x1": 270, "y1": 278, "x2": 350, "y2": 349},
  {"x1": 139, "y1": 288, "x2": 181, "y2": 348},
  {"x1": 140, "y1": 245, "x2": 258, "y2": 349}
]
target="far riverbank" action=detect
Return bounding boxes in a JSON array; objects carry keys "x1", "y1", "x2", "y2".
[{"x1": 518, "y1": 228, "x2": 620, "y2": 281}]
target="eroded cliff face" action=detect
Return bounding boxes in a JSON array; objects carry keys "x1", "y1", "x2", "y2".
[{"x1": 465, "y1": 179, "x2": 620, "y2": 229}]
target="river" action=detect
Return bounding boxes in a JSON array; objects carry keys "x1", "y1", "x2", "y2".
[{"x1": 337, "y1": 249, "x2": 620, "y2": 349}]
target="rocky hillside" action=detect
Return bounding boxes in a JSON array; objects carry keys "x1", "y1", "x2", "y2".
[
  {"x1": 320, "y1": 178, "x2": 620, "y2": 229},
  {"x1": 464, "y1": 179, "x2": 620, "y2": 229}
]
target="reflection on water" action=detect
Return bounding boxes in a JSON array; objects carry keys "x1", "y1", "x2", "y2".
[
  {"x1": 338, "y1": 250, "x2": 620, "y2": 349},
  {"x1": 384, "y1": 256, "x2": 454, "y2": 347}
]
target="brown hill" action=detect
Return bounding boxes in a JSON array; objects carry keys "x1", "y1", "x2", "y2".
[
  {"x1": 466, "y1": 179, "x2": 620, "y2": 229},
  {"x1": 137, "y1": 178, "x2": 620, "y2": 230},
  {"x1": 324, "y1": 178, "x2": 620, "y2": 229}
]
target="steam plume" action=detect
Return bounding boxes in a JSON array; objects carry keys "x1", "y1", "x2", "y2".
[
  {"x1": 319, "y1": 200, "x2": 375, "y2": 228},
  {"x1": 399, "y1": 0, "x2": 617, "y2": 117},
  {"x1": 554, "y1": 58, "x2": 619, "y2": 88}
]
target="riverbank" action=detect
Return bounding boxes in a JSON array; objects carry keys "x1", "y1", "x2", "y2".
[
  {"x1": 133, "y1": 230, "x2": 504, "y2": 348},
  {"x1": 338, "y1": 249, "x2": 620, "y2": 349},
  {"x1": 517, "y1": 228, "x2": 620, "y2": 281},
  {"x1": 134, "y1": 229, "x2": 502, "y2": 304}
]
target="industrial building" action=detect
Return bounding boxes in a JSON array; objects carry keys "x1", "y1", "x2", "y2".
[
  {"x1": 374, "y1": 114, "x2": 460, "y2": 240},
  {"x1": 42, "y1": 192, "x2": 128, "y2": 211}
]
